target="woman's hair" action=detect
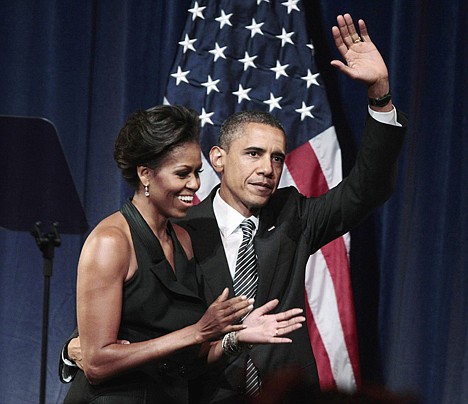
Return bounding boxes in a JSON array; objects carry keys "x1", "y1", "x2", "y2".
[
  {"x1": 114, "y1": 104, "x2": 200, "y2": 189},
  {"x1": 218, "y1": 110, "x2": 285, "y2": 151}
]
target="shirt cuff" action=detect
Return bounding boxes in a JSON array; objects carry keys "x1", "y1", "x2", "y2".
[{"x1": 368, "y1": 106, "x2": 402, "y2": 127}]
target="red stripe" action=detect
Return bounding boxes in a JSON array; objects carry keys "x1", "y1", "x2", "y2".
[
  {"x1": 321, "y1": 239, "x2": 361, "y2": 386},
  {"x1": 285, "y1": 141, "x2": 329, "y2": 197}
]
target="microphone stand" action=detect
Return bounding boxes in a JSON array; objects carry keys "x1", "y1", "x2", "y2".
[{"x1": 31, "y1": 222, "x2": 61, "y2": 404}]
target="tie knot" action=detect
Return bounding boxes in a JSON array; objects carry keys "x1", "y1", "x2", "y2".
[{"x1": 240, "y1": 219, "x2": 255, "y2": 238}]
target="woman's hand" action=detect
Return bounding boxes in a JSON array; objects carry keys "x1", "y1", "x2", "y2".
[
  {"x1": 237, "y1": 299, "x2": 305, "y2": 344},
  {"x1": 194, "y1": 288, "x2": 253, "y2": 343}
]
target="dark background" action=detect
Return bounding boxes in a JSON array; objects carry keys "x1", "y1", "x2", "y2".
[{"x1": 0, "y1": 1, "x2": 466, "y2": 403}]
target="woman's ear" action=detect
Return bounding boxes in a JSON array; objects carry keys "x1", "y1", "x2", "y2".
[
  {"x1": 137, "y1": 165, "x2": 151, "y2": 187},
  {"x1": 209, "y1": 146, "x2": 225, "y2": 174}
]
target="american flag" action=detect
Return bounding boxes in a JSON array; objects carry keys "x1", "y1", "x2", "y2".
[{"x1": 164, "y1": 0, "x2": 359, "y2": 391}]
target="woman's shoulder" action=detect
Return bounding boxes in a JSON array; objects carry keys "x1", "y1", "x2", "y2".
[{"x1": 84, "y1": 212, "x2": 131, "y2": 253}]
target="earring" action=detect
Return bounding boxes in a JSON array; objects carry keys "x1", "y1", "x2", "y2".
[{"x1": 144, "y1": 185, "x2": 150, "y2": 197}]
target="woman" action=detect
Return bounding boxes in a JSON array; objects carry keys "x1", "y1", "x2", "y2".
[{"x1": 64, "y1": 105, "x2": 303, "y2": 403}]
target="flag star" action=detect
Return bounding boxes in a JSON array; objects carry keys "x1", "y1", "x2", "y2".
[
  {"x1": 301, "y1": 69, "x2": 320, "y2": 88},
  {"x1": 257, "y1": 0, "x2": 270, "y2": 4},
  {"x1": 201, "y1": 75, "x2": 220, "y2": 94},
  {"x1": 178, "y1": 34, "x2": 197, "y2": 53},
  {"x1": 239, "y1": 52, "x2": 258, "y2": 71},
  {"x1": 233, "y1": 84, "x2": 252, "y2": 103},
  {"x1": 199, "y1": 108, "x2": 214, "y2": 127},
  {"x1": 264, "y1": 92, "x2": 283, "y2": 112},
  {"x1": 246, "y1": 18, "x2": 264, "y2": 38},
  {"x1": 270, "y1": 60, "x2": 289, "y2": 79},
  {"x1": 276, "y1": 28, "x2": 295, "y2": 47},
  {"x1": 188, "y1": 1, "x2": 206, "y2": 20},
  {"x1": 215, "y1": 10, "x2": 233, "y2": 29},
  {"x1": 209, "y1": 43, "x2": 227, "y2": 61},
  {"x1": 307, "y1": 42, "x2": 315, "y2": 51},
  {"x1": 295, "y1": 102, "x2": 315, "y2": 120},
  {"x1": 171, "y1": 66, "x2": 190, "y2": 85},
  {"x1": 281, "y1": 0, "x2": 300, "y2": 14}
]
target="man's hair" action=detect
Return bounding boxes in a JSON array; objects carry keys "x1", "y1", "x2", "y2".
[
  {"x1": 114, "y1": 104, "x2": 199, "y2": 189},
  {"x1": 218, "y1": 110, "x2": 285, "y2": 151}
]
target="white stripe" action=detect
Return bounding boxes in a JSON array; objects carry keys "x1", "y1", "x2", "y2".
[
  {"x1": 198, "y1": 153, "x2": 220, "y2": 200},
  {"x1": 305, "y1": 250, "x2": 356, "y2": 391},
  {"x1": 278, "y1": 161, "x2": 294, "y2": 189},
  {"x1": 310, "y1": 126, "x2": 342, "y2": 189}
]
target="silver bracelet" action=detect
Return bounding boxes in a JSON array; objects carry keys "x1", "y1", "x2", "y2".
[{"x1": 221, "y1": 332, "x2": 252, "y2": 356}]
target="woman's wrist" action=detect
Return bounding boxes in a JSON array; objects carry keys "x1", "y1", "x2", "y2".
[{"x1": 221, "y1": 332, "x2": 252, "y2": 356}]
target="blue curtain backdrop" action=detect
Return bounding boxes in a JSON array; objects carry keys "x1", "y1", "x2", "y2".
[{"x1": 0, "y1": 1, "x2": 465, "y2": 403}]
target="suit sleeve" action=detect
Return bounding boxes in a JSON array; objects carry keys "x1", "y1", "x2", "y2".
[{"x1": 301, "y1": 112, "x2": 407, "y2": 250}]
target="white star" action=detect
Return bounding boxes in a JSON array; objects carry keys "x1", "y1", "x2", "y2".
[
  {"x1": 270, "y1": 60, "x2": 289, "y2": 79},
  {"x1": 188, "y1": 1, "x2": 206, "y2": 20},
  {"x1": 233, "y1": 84, "x2": 252, "y2": 103},
  {"x1": 264, "y1": 92, "x2": 283, "y2": 112},
  {"x1": 215, "y1": 10, "x2": 233, "y2": 29},
  {"x1": 307, "y1": 42, "x2": 315, "y2": 51},
  {"x1": 201, "y1": 75, "x2": 220, "y2": 95},
  {"x1": 246, "y1": 18, "x2": 265, "y2": 38},
  {"x1": 276, "y1": 28, "x2": 295, "y2": 47},
  {"x1": 239, "y1": 52, "x2": 258, "y2": 71},
  {"x1": 301, "y1": 69, "x2": 320, "y2": 88},
  {"x1": 281, "y1": 0, "x2": 300, "y2": 14},
  {"x1": 209, "y1": 43, "x2": 227, "y2": 61},
  {"x1": 257, "y1": 0, "x2": 270, "y2": 4},
  {"x1": 199, "y1": 108, "x2": 214, "y2": 127},
  {"x1": 170, "y1": 66, "x2": 190, "y2": 85},
  {"x1": 178, "y1": 34, "x2": 197, "y2": 53},
  {"x1": 295, "y1": 102, "x2": 315, "y2": 120}
]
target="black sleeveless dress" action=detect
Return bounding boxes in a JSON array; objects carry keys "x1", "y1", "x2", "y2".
[{"x1": 64, "y1": 200, "x2": 207, "y2": 404}]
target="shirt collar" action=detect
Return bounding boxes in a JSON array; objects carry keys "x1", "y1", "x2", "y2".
[{"x1": 213, "y1": 190, "x2": 259, "y2": 237}]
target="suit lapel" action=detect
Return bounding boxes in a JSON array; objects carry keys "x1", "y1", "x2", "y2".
[
  {"x1": 255, "y1": 205, "x2": 281, "y2": 305},
  {"x1": 121, "y1": 199, "x2": 201, "y2": 301}
]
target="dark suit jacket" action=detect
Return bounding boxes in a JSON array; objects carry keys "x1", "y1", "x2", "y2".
[{"x1": 179, "y1": 113, "x2": 407, "y2": 402}]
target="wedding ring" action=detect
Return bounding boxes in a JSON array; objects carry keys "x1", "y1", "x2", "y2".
[
  {"x1": 353, "y1": 36, "x2": 362, "y2": 43},
  {"x1": 275, "y1": 329, "x2": 279, "y2": 336}
]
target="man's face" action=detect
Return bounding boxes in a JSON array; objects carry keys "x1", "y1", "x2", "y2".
[{"x1": 211, "y1": 122, "x2": 286, "y2": 217}]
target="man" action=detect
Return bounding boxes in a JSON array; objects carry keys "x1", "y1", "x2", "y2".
[{"x1": 60, "y1": 14, "x2": 406, "y2": 403}]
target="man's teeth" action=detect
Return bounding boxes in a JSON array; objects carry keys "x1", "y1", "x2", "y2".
[{"x1": 178, "y1": 195, "x2": 193, "y2": 203}]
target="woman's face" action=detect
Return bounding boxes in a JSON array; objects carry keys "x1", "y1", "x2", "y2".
[{"x1": 148, "y1": 141, "x2": 202, "y2": 219}]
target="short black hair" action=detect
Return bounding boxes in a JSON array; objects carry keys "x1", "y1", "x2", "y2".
[
  {"x1": 218, "y1": 110, "x2": 285, "y2": 151},
  {"x1": 114, "y1": 104, "x2": 199, "y2": 188}
]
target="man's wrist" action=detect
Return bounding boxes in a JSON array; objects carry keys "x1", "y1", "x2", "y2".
[{"x1": 368, "y1": 92, "x2": 392, "y2": 108}]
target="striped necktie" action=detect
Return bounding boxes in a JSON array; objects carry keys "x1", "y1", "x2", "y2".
[{"x1": 233, "y1": 219, "x2": 261, "y2": 396}]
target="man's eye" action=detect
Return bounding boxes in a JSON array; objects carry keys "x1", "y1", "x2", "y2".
[{"x1": 273, "y1": 156, "x2": 284, "y2": 163}]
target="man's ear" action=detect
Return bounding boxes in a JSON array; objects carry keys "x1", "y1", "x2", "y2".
[{"x1": 209, "y1": 146, "x2": 225, "y2": 174}]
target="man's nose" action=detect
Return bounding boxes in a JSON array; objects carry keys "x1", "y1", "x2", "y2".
[{"x1": 257, "y1": 156, "x2": 273, "y2": 177}]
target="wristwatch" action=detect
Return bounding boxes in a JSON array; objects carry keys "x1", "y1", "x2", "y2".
[{"x1": 368, "y1": 92, "x2": 392, "y2": 107}]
